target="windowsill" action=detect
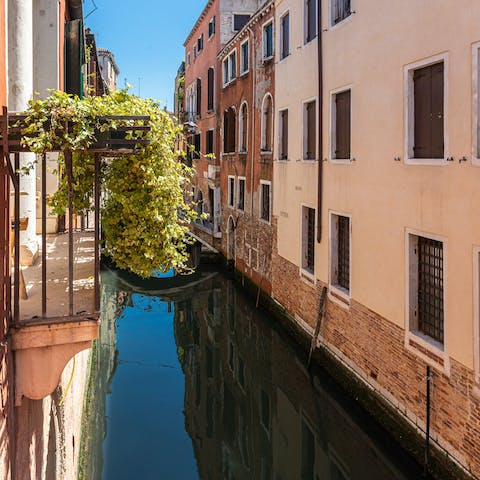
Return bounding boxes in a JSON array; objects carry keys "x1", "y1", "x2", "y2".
[
  {"x1": 237, "y1": 208, "x2": 245, "y2": 214},
  {"x1": 259, "y1": 217, "x2": 271, "y2": 225},
  {"x1": 329, "y1": 13, "x2": 354, "y2": 32},
  {"x1": 328, "y1": 285, "x2": 350, "y2": 309},
  {"x1": 260, "y1": 150, "x2": 273, "y2": 155},
  {"x1": 238, "y1": 149, "x2": 248, "y2": 154},
  {"x1": 279, "y1": 53, "x2": 290, "y2": 63},
  {"x1": 330, "y1": 157, "x2": 352, "y2": 164},
  {"x1": 302, "y1": 157, "x2": 318, "y2": 162},
  {"x1": 278, "y1": 157, "x2": 288, "y2": 162},
  {"x1": 405, "y1": 157, "x2": 450, "y2": 166},
  {"x1": 262, "y1": 55, "x2": 274, "y2": 64},
  {"x1": 472, "y1": 156, "x2": 480, "y2": 166},
  {"x1": 303, "y1": 36, "x2": 317, "y2": 47},
  {"x1": 300, "y1": 268, "x2": 316, "y2": 285},
  {"x1": 239, "y1": 69, "x2": 249, "y2": 77},
  {"x1": 223, "y1": 78, "x2": 237, "y2": 88},
  {"x1": 405, "y1": 330, "x2": 449, "y2": 374}
]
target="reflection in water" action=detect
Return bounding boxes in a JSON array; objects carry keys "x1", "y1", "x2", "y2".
[{"x1": 85, "y1": 270, "x2": 424, "y2": 479}]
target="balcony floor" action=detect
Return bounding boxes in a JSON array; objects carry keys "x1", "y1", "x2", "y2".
[{"x1": 19, "y1": 231, "x2": 96, "y2": 323}]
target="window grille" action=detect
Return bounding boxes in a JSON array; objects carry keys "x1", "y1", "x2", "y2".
[
  {"x1": 418, "y1": 236, "x2": 444, "y2": 343},
  {"x1": 337, "y1": 216, "x2": 350, "y2": 290}
]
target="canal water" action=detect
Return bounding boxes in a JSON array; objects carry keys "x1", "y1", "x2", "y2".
[{"x1": 80, "y1": 268, "x2": 425, "y2": 480}]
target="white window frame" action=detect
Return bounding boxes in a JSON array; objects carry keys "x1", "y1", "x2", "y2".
[
  {"x1": 240, "y1": 38, "x2": 249, "y2": 75},
  {"x1": 262, "y1": 19, "x2": 274, "y2": 61},
  {"x1": 472, "y1": 42, "x2": 480, "y2": 165},
  {"x1": 404, "y1": 52, "x2": 449, "y2": 166},
  {"x1": 223, "y1": 49, "x2": 237, "y2": 87},
  {"x1": 303, "y1": 0, "x2": 318, "y2": 45},
  {"x1": 328, "y1": 211, "x2": 351, "y2": 305},
  {"x1": 302, "y1": 97, "x2": 318, "y2": 161},
  {"x1": 329, "y1": 0, "x2": 354, "y2": 30},
  {"x1": 237, "y1": 176, "x2": 246, "y2": 212},
  {"x1": 238, "y1": 101, "x2": 248, "y2": 153},
  {"x1": 279, "y1": 10, "x2": 290, "y2": 61},
  {"x1": 261, "y1": 93, "x2": 274, "y2": 153},
  {"x1": 278, "y1": 108, "x2": 288, "y2": 161},
  {"x1": 259, "y1": 180, "x2": 271, "y2": 224},
  {"x1": 300, "y1": 204, "x2": 316, "y2": 281},
  {"x1": 405, "y1": 228, "x2": 450, "y2": 373},
  {"x1": 223, "y1": 58, "x2": 229, "y2": 87},
  {"x1": 330, "y1": 85, "x2": 353, "y2": 164},
  {"x1": 227, "y1": 175, "x2": 236, "y2": 208},
  {"x1": 474, "y1": 247, "x2": 480, "y2": 383}
]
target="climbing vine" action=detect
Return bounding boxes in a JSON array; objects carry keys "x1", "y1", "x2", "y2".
[{"x1": 19, "y1": 89, "x2": 198, "y2": 278}]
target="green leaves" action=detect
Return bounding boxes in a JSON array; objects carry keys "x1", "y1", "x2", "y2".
[{"x1": 21, "y1": 89, "x2": 196, "y2": 278}]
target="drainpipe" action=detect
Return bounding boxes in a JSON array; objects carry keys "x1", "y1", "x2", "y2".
[
  {"x1": 316, "y1": 0, "x2": 323, "y2": 242},
  {"x1": 248, "y1": 26, "x2": 255, "y2": 262},
  {"x1": 8, "y1": 0, "x2": 38, "y2": 264}
]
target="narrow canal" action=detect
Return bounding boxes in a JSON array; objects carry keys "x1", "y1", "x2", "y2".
[{"x1": 80, "y1": 268, "x2": 426, "y2": 480}]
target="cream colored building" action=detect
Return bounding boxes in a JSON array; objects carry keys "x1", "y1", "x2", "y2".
[{"x1": 272, "y1": 0, "x2": 480, "y2": 476}]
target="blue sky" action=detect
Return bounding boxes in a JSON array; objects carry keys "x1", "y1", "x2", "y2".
[{"x1": 86, "y1": 0, "x2": 204, "y2": 110}]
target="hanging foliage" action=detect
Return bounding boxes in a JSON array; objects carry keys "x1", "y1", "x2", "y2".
[{"x1": 19, "y1": 89, "x2": 199, "y2": 278}]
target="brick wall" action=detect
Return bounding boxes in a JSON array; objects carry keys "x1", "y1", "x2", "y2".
[{"x1": 271, "y1": 244, "x2": 480, "y2": 478}]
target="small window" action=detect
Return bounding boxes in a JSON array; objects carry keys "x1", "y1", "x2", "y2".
[
  {"x1": 240, "y1": 40, "x2": 249, "y2": 74},
  {"x1": 237, "y1": 178, "x2": 245, "y2": 211},
  {"x1": 228, "y1": 176, "x2": 235, "y2": 208},
  {"x1": 260, "y1": 182, "x2": 271, "y2": 222},
  {"x1": 263, "y1": 21, "x2": 274, "y2": 59},
  {"x1": 187, "y1": 53, "x2": 191, "y2": 66},
  {"x1": 223, "y1": 51, "x2": 237, "y2": 86},
  {"x1": 331, "y1": 0, "x2": 352, "y2": 26},
  {"x1": 208, "y1": 16, "x2": 216, "y2": 38},
  {"x1": 261, "y1": 95, "x2": 273, "y2": 152},
  {"x1": 193, "y1": 133, "x2": 201, "y2": 160},
  {"x1": 207, "y1": 67, "x2": 214, "y2": 111},
  {"x1": 197, "y1": 34, "x2": 204, "y2": 52},
  {"x1": 408, "y1": 233, "x2": 444, "y2": 345},
  {"x1": 229, "y1": 50, "x2": 237, "y2": 80},
  {"x1": 301, "y1": 419, "x2": 315, "y2": 480},
  {"x1": 330, "y1": 214, "x2": 350, "y2": 295},
  {"x1": 239, "y1": 102, "x2": 248, "y2": 152},
  {"x1": 206, "y1": 129, "x2": 214, "y2": 155},
  {"x1": 234, "y1": 14, "x2": 251, "y2": 31},
  {"x1": 279, "y1": 109, "x2": 288, "y2": 160},
  {"x1": 303, "y1": 100, "x2": 316, "y2": 160},
  {"x1": 332, "y1": 89, "x2": 351, "y2": 160},
  {"x1": 280, "y1": 13, "x2": 290, "y2": 60},
  {"x1": 193, "y1": 45, "x2": 197, "y2": 59},
  {"x1": 302, "y1": 206, "x2": 315, "y2": 274},
  {"x1": 305, "y1": 0, "x2": 317, "y2": 43}
]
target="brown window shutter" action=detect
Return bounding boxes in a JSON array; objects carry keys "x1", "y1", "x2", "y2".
[
  {"x1": 430, "y1": 62, "x2": 444, "y2": 158},
  {"x1": 207, "y1": 68, "x2": 214, "y2": 111},
  {"x1": 223, "y1": 112, "x2": 228, "y2": 152},
  {"x1": 335, "y1": 90, "x2": 351, "y2": 159},
  {"x1": 307, "y1": 102, "x2": 316, "y2": 159},
  {"x1": 281, "y1": 110, "x2": 288, "y2": 159},
  {"x1": 196, "y1": 78, "x2": 202, "y2": 117}
]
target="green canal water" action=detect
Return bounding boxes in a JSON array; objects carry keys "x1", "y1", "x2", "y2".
[{"x1": 80, "y1": 268, "x2": 426, "y2": 480}]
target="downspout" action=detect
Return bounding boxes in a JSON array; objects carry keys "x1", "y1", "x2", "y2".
[
  {"x1": 248, "y1": 26, "x2": 255, "y2": 263},
  {"x1": 316, "y1": 0, "x2": 323, "y2": 242}
]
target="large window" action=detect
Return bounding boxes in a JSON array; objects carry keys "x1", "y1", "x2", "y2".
[
  {"x1": 305, "y1": 0, "x2": 317, "y2": 43},
  {"x1": 408, "y1": 233, "x2": 444, "y2": 345},
  {"x1": 330, "y1": 214, "x2": 350, "y2": 295},
  {"x1": 280, "y1": 12, "x2": 290, "y2": 60},
  {"x1": 405, "y1": 56, "x2": 446, "y2": 162},
  {"x1": 303, "y1": 100, "x2": 316, "y2": 160},
  {"x1": 263, "y1": 21, "x2": 274, "y2": 60},
  {"x1": 332, "y1": 89, "x2": 351, "y2": 160},
  {"x1": 302, "y1": 206, "x2": 315, "y2": 275},
  {"x1": 331, "y1": 0, "x2": 352, "y2": 26},
  {"x1": 239, "y1": 102, "x2": 248, "y2": 152},
  {"x1": 223, "y1": 107, "x2": 236, "y2": 153},
  {"x1": 207, "y1": 67, "x2": 214, "y2": 111},
  {"x1": 260, "y1": 181, "x2": 271, "y2": 222},
  {"x1": 261, "y1": 94, "x2": 273, "y2": 152},
  {"x1": 223, "y1": 50, "x2": 237, "y2": 86},
  {"x1": 234, "y1": 14, "x2": 251, "y2": 31},
  {"x1": 279, "y1": 109, "x2": 288, "y2": 160}
]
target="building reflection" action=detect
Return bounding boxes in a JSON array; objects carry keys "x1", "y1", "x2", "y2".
[{"x1": 174, "y1": 276, "x2": 416, "y2": 480}]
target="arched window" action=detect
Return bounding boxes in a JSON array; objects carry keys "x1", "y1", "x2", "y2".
[
  {"x1": 261, "y1": 94, "x2": 273, "y2": 151},
  {"x1": 223, "y1": 106, "x2": 236, "y2": 153},
  {"x1": 239, "y1": 102, "x2": 248, "y2": 152}
]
